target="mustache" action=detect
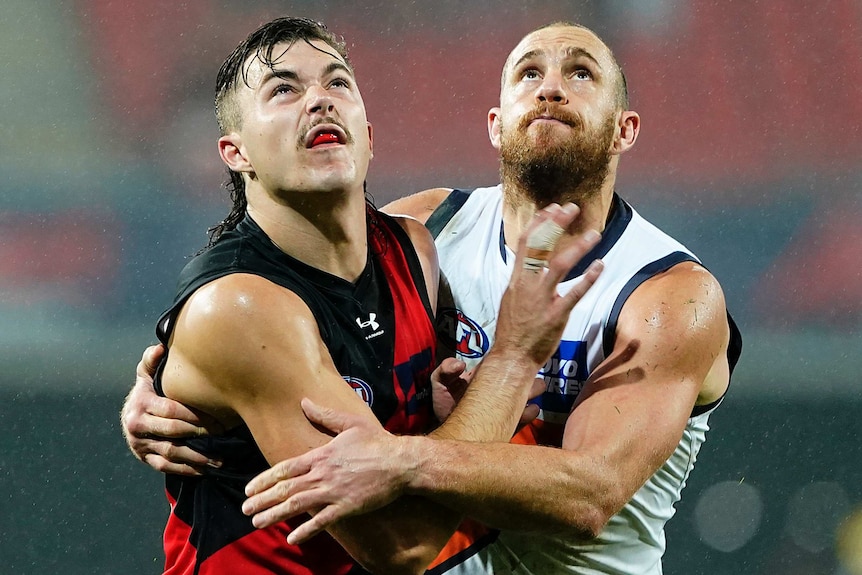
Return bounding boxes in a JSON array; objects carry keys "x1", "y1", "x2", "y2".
[
  {"x1": 517, "y1": 104, "x2": 581, "y2": 130},
  {"x1": 298, "y1": 116, "x2": 354, "y2": 145}
]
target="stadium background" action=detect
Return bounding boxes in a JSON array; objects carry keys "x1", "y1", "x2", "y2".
[{"x1": 1, "y1": 1, "x2": 860, "y2": 573}]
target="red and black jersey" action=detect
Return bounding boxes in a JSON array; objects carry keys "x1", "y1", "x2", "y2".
[{"x1": 153, "y1": 205, "x2": 436, "y2": 574}]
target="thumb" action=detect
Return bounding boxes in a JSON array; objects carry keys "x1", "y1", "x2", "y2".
[
  {"x1": 300, "y1": 398, "x2": 357, "y2": 436},
  {"x1": 435, "y1": 358, "x2": 467, "y2": 384},
  {"x1": 138, "y1": 344, "x2": 165, "y2": 379}
]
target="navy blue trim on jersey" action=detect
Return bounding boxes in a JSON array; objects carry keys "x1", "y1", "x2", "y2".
[
  {"x1": 561, "y1": 193, "x2": 632, "y2": 281},
  {"x1": 602, "y1": 251, "x2": 744, "y2": 418},
  {"x1": 602, "y1": 251, "x2": 698, "y2": 358},
  {"x1": 688, "y1": 311, "x2": 743, "y2": 416},
  {"x1": 423, "y1": 530, "x2": 501, "y2": 575},
  {"x1": 497, "y1": 194, "x2": 633, "y2": 281},
  {"x1": 426, "y1": 189, "x2": 472, "y2": 238}
]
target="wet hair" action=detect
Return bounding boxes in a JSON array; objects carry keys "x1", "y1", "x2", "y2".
[
  {"x1": 502, "y1": 21, "x2": 629, "y2": 110},
  {"x1": 207, "y1": 17, "x2": 352, "y2": 245}
]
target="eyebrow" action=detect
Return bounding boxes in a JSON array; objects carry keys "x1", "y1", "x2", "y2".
[
  {"x1": 511, "y1": 46, "x2": 603, "y2": 73},
  {"x1": 259, "y1": 60, "x2": 354, "y2": 88}
]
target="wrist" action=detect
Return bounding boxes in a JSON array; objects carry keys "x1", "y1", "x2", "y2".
[
  {"x1": 399, "y1": 435, "x2": 434, "y2": 496},
  {"x1": 478, "y1": 346, "x2": 541, "y2": 385}
]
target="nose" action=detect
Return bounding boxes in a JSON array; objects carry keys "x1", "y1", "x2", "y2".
[
  {"x1": 536, "y1": 70, "x2": 567, "y2": 104},
  {"x1": 305, "y1": 85, "x2": 335, "y2": 115}
]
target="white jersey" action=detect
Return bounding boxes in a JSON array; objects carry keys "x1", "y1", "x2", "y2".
[{"x1": 423, "y1": 185, "x2": 740, "y2": 575}]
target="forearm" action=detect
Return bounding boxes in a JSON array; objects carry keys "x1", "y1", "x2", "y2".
[
  {"x1": 431, "y1": 348, "x2": 539, "y2": 442},
  {"x1": 330, "y1": 495, "x2": 461, "y2": 575},
  {"x1": 402, "y1": 436, "x2": 615, "y2": 536}
]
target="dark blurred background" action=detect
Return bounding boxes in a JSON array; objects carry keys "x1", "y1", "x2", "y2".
[{"x1": 1, "y1": 1, "x2": 860, "y2": 573}]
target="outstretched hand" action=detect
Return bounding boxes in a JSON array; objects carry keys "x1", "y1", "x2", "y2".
[
  {"x1": 243, "y1": 398, "x2": 409, "y2": 545},
  {"x1": 494, "y1": 202, "x2": 603, "y2": 369},
  {"x1": 121, "y1": 344, "x2": 223, "y2": 475}
]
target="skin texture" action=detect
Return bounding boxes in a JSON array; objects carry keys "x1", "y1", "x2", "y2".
[
  {"x1": 128, "y1": 31, "x2": 605, "y2": 575},
  {"x1": 238, "y1": 24, "x2": 732, "y2": 542},
  {"x1": 122, "y1": 21, "x2": 733, "y2": 570}
]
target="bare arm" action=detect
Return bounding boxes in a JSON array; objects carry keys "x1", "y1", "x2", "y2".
[
  {"x1": 168, "y1": 204, "x2": 602, "y2": 574},
  {"x1": 388, "y1": 262, "x2": 732, "y2": 535},
  {"x1": 119, "y1": 188, "x2": 453, "y2": 474},
  {"x1": 120, "y1": 344, "x2": 223, "y2": 475},
  {"x1": 245, "y1": 262, "x2": 731, "y2": 538},
  {"x1": 163, "y1": 274, "x2": 457, "y2": 575}
]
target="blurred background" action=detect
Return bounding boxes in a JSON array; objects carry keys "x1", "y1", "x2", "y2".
[{"x1": 1, "y1": 0, "x2": 860, "y2": 573}]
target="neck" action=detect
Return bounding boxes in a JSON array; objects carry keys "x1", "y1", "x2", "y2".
[
  {"x1": 500, "y1": 174, "x2": 616, "y2": 252},
  {"x1": 246, "y1": 184, "x2": 369, "y2": 282}
]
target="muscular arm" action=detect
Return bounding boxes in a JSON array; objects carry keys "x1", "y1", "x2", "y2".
[
  {"x1": 398, "y1": 262, "x2": 732, "y2": 535},
  {"x1": 164, "y1": 273, "x2": 459, "y2": 575},
  {"x1": 166, "y1": 205, "x2": 600, "y2": 573},
  {"x1": 248, "y1": 262, "x2": 732, "y2": 539},
  {"x1": 120, "y1": 189, "x2": 453, "y2": 474}
]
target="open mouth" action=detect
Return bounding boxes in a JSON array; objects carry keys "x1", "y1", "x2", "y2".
[{"x1": 305, "y1": 125, "x2": 348, "y2": 148}]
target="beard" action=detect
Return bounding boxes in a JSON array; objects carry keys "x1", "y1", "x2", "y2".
[{"x1": 499, "y1": 104, "x2": 616, "y2": 206}]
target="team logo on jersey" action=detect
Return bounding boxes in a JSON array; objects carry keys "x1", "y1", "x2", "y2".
[
  {"x1": 435, "y1": 307, "x2": 489, "y2": 359},
  {"x1": 536, "y1": 339, "x2": 589, "y2": 418},
  {"x1": 356, "y1": 312, "x2": 384, "y2": 340},
  {"x1": 343, "y1": 376, "x2": 374, "y2": 407}
]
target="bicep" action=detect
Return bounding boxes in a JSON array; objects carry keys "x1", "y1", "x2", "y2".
[
  {"x1": 561, "y1": 264, "x2": 729, "y2": 494},
  {"x1": 162, "y1": 274, "x2": 382, "y2": 464}
]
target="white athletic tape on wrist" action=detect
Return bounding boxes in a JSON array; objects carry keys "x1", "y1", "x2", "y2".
[{"x1": 523, "y1": 218, "x2": 565, "y2": 270}]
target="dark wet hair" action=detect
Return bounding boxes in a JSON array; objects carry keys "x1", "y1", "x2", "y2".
[{"x1": 207, "y1": 17, "x2": 352, "y2": 245}]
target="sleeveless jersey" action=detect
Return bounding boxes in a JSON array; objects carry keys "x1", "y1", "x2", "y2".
[
  {"x1": 424, "y1": 186, "x2": 742, "y2": 575},
  {"x1": 152, "y1": 207, "x2": 436, "y2": 575}
]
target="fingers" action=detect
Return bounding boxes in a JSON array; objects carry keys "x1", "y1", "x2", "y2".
[
  {"x1": 245, "y1": 456, "x2": 313, "y2": 497},
  {"x1": 142, "y1": 453, "x2": 206, "y2": 477},
  {"x1": 286, "y1": 507, "x2": 341, "y2": 545},
  {"x1": 435, "y1": 358, "x2": 467, "y2": 382},
  {"x1": 136, "y1": 344, "x2": 165, "y2": 381},
  {"x1": 558, "y1": 259, "x2": 604, "y2": 311}
]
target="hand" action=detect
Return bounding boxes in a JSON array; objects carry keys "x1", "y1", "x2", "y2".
[
  {"x1": 121, "y1": 344, "x2": 222, "y2": 475},
  {"x1": 243, "y1": 398, "x2": 409, "y2": 545},
  {"x1": 494, "y1": 203, "x2": 603, "y2": 369},
  {"x1": 431, "y1": 358, "x2": 472, "y2": 422}
]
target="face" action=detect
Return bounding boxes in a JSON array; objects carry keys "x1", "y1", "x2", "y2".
[
  {"x1": 490, "y1": 26, "x2": 636, "y2": 203},
  {"x1": 218, "y1": 40, "x2": 373, "y2": 196}
]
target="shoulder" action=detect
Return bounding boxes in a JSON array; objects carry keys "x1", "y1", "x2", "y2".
[
  {"x1": 382, "y1": 188, "x2": 454, "y2": 224},
  {"x1": 383, "y1": 213, "x2": 440, "y2": 311},
  {"x1": 613, "y1": 262, "x2": 732, "y2": 402},
  {"x1": 621, "y1": 262, "x2": 727, "y2": 337},
  {"x1": 173, "y1": 274, "x2": 321, "y2": 368},
  {"x1": 616, "y1": 262, "x2": 730, "y2": 377}
]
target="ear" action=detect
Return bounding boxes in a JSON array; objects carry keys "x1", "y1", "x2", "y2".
[
  {"x1": 487, "y1": 107, "x2": 503, "y2": 150},
  {"x1": 366, "y1": 121, "x2": 374, "y2": 159},
  {"x1": 612, "y1": 110, "x2": 640, "y2": 155},
  {"x1": 218, "y1": 133, "x2": 252, "y2": 173}
]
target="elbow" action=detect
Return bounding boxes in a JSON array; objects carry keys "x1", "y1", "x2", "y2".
[
  {"x1": 575, "y1": 504, "x2": 613, "y2": 540},
  {"x1": 557, "y1": 488, "x2": 623, "y2": 540}
]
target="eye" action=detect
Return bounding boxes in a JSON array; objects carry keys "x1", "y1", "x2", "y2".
[
  {"x1": 520, "y1": 68, "x2": 541, "y2": 81},
  {"x1": 272, "y1": 83, "x2": 296, "y2": 97},
  {"x1": 330, "y1": 77, "x2": 352, "y2": 89},
  {"x1": 572, "y1": 68, "x2": 593, "y2": 81}
]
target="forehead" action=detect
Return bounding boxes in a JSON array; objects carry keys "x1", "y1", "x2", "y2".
[
  {"x1": 505, "y1": 26, "x2": 613, "y2": 76},
  {"x1": 242, "y1": 39, "x2": 352, "y2": 86}
]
